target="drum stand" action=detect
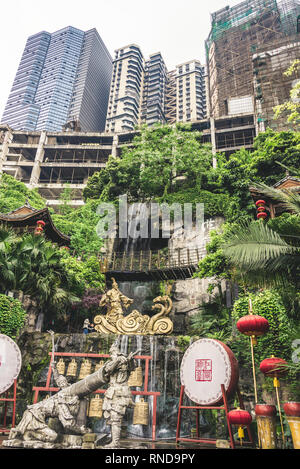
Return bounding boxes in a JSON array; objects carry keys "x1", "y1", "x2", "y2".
[{"x1": 176, "y1": 384, "x2": 254, "y2": 449}]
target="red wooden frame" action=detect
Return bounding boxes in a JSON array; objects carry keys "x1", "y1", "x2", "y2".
[
  {"x1": 32, "y1": 352, "x2": 160, "y2": 441},
  {"x1": 176, "y1": 384, "x2": 254, "y2": 449},
  {"x1": 0, "y1": 379, "x2": 17, "y2": 433}
]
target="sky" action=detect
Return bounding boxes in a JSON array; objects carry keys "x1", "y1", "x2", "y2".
[{"x1": 0, "y1": 0, "x2": 243, "y2": 117}]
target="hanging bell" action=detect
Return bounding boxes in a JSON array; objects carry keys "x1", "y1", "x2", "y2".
[
  {"x1": 133, "y1": 398, "x2": 149, "y2": 426},
  {"x1": 66, "y1": 358, "x2": 78, "y2": 377},
  {"x1": 94, "y1": 360, "x2": 105, "y2": 372},
  {"x1": 56, "y1": 358, "x2": 65, "y2": 375},
  {"x1": 88, "y1": 394, "x2": 103, "y2": 418},
  {"x1": 128, "y1": 366, "x2": 143, "y2": 387},
  {"x1": 78, "y1": 359, "x2": 92, "y2": 380}
]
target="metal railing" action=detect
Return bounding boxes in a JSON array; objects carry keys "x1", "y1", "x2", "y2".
[{"x1": 100, "y1": 247, "x2": 206, "y2": 273}]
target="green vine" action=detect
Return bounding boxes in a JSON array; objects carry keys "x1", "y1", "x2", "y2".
[
  {"x1": 231, "y1": 290, "x2": 293, "y2": 364},
  {"x1": 0, "y1": 294, "x2": 27, "y2": 339}
]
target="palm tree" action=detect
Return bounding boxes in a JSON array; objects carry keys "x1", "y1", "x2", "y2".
[
  {"x1": 0, "y1": 227, "x2": 81, "y2": 330},
  {"x1": 221, "y1": 182, "x2": 300, "y2": 287},
  {"x1": 0, "y1": 225, "x2": 18, "y2": 292}
]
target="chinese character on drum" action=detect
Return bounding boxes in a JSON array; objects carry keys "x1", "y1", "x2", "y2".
[{"x1": 195, "y1": 359, "x2": 212, "y2": 382}]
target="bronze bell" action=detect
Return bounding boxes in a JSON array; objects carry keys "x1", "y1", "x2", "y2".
[
  {"x1": 128, "y1": 366, "x2": 143, "y2": 387},
  {"x1": 56, "y1": 358, "x2": 65, "y2": 375},
  {"x1": 66, "y1": 358, "x2": 77, "y2": 377},
  {"x1": 78, "y1": 359, "x2": 92, "y2": 380},
  {"x1": 94, "y1": 360, "x2": 105, "y2": 372},
  {"x1": 88, "y1": 394, "x2": 103, "y2": 418},
  {"x1": 133, "y1": 398, "x2": 149, "y2": 426}
]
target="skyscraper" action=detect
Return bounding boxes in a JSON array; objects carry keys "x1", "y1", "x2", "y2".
[
  {"x1": 105, "y1": 45, "x2": 207, "y2": 132},
  {"x1": 176, "y1": 60, "x2": 207, "y2": 122},
  {"x1": 141, "y1": 53, "x2": 168, "y2": 126},
  {"x1": 1, "y1": 26, "x2": 112, "y2": 132},
  {"x1": 105, "y1": 44, "x2": 145, "y2": 133}
]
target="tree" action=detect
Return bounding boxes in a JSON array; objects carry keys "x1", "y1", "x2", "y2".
[
  {"x1": 248, "y1": 129, "x2": 300, "y2": 186},
  {"x1": 51, "y1": 199, "x2": 104, "y2": 258},
  {"x1": 0, "y1": 173, "x2": 45, "y2": 213},
  {"x1": 83, "y1": 123, "x2": 214, "y2": 203},
  {"x1": 0, "y1": 226, "x2": 105, "y2": 330},
  {"x1": 273, "y1": 60, "x2": 300, "y2": 127}
]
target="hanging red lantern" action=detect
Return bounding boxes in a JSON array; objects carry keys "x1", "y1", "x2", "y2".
[
  {"x1": 35, "y1": 220, "x2": 46, "y2": 235},
  {"x1": 236, "y1": 314, "x2": 269, "y2": 345},
  {"x1": 228, "y1": 408, "x2": 252, "y2": 444},
  {"x1": 260, "y1": 356, "x2": 288, "y2": 387},
  {"x1": 255, "y1": 199, "x2": 267, "y2": 220},
  {"x1": 255, "y1": 200, "x2": 266, "y2": 208},
  {"x1": 36, "y1": 220, "x2": 45, "y2": 227}
]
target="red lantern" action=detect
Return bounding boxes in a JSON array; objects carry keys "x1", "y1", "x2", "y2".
[
  {"x1": 260, "y1": 356, "x2": 288, "y2": 386},
  {"x1": 228, "y1": 408, "x2": 252, "y2": 443},
  {"x1": 35, "y1": 220, "x2": 45, "y2": 236},
  {"x1": 255, "y1": 199, "x2": 267, "y2": 220},
  {"x1": 255, "y1": 200, "x2": 266, "y2": 208},
  {"x1": 36, "y1": 220, "x2": 46, "y2": 227},
  {"x1": 237, "y1": 314, "x2": 269, "y2": 345}
]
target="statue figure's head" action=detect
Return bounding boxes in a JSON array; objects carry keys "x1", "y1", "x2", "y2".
[
  {"x1": 56, "y1": 374, "x2": 69, "y2": 389},
  {"x1": 111, "y1": 278, "x2": 118, "y2": 290},
  {"x1": 109, "y1": 338, "x2": 124, "y2": 358}
]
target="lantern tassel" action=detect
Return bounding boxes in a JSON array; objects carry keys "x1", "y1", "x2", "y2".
[{"x1": 238, "y1": 426, "x2": 244, "y2": 446}]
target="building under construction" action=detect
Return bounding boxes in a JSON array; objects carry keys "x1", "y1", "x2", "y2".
[
  {"x1": 206, "y1": 0, "x2": 300, "y2": 130},
  {"x1": 0, "y1": 114, "x2": 255, "y2": 206}
]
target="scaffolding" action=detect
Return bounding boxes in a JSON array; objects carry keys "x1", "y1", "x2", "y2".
[
  {"x1": 206, "y1": 0, "x2": 300, "y2": 120},
  {"x1": 253, "y1": 34, "x2": 300, "y2": 131}
]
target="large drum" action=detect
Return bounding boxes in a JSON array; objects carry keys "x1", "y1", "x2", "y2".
[
  {"x1": 180, "y1": 338, "x2": 239, "y2": 406},
  {"x1": 0, "y1": 334, "x2": 22, "y2": 394}
]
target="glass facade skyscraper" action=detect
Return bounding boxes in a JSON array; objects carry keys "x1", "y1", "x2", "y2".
[{"x1": 2, "y1": 26, "x2": 112, "y2": 132}]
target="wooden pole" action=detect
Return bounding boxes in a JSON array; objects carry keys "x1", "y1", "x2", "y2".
[
  {"x1": 250, "y1": 336, "x2": 258, "y2": 404},
  {"x1": 274, "y1": 377, "x2": 286, "y2": 447}
]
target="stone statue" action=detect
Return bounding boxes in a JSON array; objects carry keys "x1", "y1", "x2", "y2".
[
  {"x1": 3, "y1": 335, "x2": 139, "y2": 449},
  {"x1": 94, "y1": 278, "x2": 173, "y2": 335},
  {"x1": 100, "y1": 343, "x2": 137, "y2": 448},
  {"x1": 4, "y1": 361, "x2": 90, "y2": 448}
]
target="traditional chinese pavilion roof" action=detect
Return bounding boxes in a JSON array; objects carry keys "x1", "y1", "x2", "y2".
[
  {"x1": 272, "y1": 176, "x2": 300, "y2": 191},
  {"x1": 0, "y1": 201, "x2": 70, "y2": 246}
]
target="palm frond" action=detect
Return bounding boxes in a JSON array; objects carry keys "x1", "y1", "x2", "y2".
[{"x1": 222, "y1": 221, "x2": 300, "y2": 273}]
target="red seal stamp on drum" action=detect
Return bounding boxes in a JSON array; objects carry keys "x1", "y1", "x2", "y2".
[{"x1": 195, "y1": 359, "x2": 212, "y2": 382}]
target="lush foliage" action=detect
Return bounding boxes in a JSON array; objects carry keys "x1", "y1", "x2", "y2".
[
  {"x1": 231, "y1": 290, "x2": 293, "y2": 364},
  {"x1": 0, "y1": 225, "x2": 105, "y2": 330},
  {"x1": 273, "y1": 60, "x2": 300, "y2": 127},
  {"x1": 0, "y1": 294, "x2": 27, "y2": 339},
  {"x1": 51, "y1": 199, "x2": 104, "y2": 258},
  {"x1": 83, "y1": 122, "x2": 214, "y2": 203},
  {"x1": 0, "y1": 173, "x2": 45, "y2": 213}
]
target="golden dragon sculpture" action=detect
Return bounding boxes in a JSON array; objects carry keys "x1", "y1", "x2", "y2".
[{"x1": 93, "y1": 279, "x2": 173, "y2": 335}]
